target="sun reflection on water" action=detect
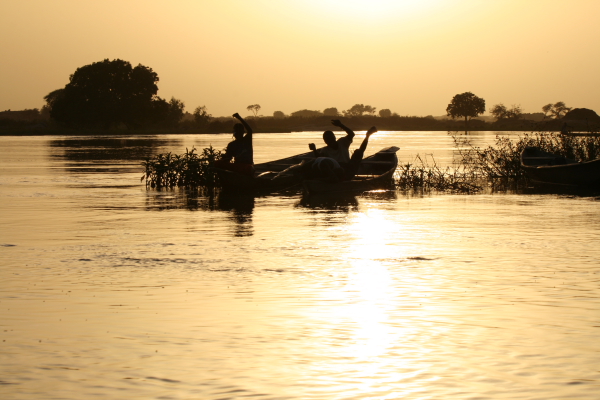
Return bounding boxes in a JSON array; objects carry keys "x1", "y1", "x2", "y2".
[{"x1": 332, "y1": 209, "x2": 408, "y2": 360}]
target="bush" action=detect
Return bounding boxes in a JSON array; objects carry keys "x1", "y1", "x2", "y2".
[{"x1": 142, "y1": 146, "x2": 222, "y2": 188}]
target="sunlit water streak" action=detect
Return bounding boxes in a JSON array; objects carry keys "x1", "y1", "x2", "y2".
[{"x1": 1, "y1": 132, "x2": 599, "y2": 399}]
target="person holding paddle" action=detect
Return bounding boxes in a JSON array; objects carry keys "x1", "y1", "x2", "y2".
[{"x1": 214, "y1": 113, "x2": 254, "y2": 176}]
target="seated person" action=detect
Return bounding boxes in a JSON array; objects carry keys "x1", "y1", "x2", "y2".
[
  {"x1": 344, "y1": 126, "x2": 377, "y2": 180},
  {"x1": 275, "y1": 124, "x2": 376, "y2": 184},
  {"x1": 213, "y1": 113, "x2": 254, "y2": 176},
  {"x1": 308, "y1": 119, "x2": 355, "y2": 168}
]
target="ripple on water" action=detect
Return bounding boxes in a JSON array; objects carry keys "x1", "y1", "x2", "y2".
[{"x1": 2, "y1": 133, "x2": 600, "y2": 400}]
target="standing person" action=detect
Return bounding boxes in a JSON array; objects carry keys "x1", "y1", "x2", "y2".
[
  {"x1": 214, "y1": 113, "x2": 254, "y2": 176},
  {"x1": 308, "y1": 119, "x2": 355, "y2": 168}
]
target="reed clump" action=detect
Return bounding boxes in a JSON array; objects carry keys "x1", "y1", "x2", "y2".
[
  {"x1": 454, "y1": 131, "x2": 600, "y2": 180},
  {"x1": 141, "y1": 146, "x2": 221, "y2": 188},
  {"x1": 395, "y1": 154, "x2": 483, "y2": 193}
]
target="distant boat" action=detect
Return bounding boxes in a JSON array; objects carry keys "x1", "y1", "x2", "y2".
[
  {"x1": 560, "y1": 131, "x2": 600, "y2": 137},
  {"x1": 520, "y1": 146, "x2": 600, "y2": 187},
  {"x1": 213, "y1": 146, "x2": 399, "y2": 194}
]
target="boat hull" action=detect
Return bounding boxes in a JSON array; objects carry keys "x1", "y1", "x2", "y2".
[
  {"x1": 215, "y1": 146, "x2": 400, "y2": 194},
  {"x1": 521, "y1": 147, "x2": 600, "y2": 187},
  {"x1": 302, "y1": 166, "x2": 396, "y2": 194},
  {"x1": 303, "y1": 146, "x2": 399, "y2": 194},
  {"x1": 213, "y1": 168, "x2": 300, "y2": 193}
]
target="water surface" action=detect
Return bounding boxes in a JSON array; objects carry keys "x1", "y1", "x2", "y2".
[{"x1": 1, "y1": 132, "x2": 599, "y2": 399}]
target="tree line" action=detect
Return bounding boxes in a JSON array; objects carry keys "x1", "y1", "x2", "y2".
[{"x1": 2, "y1": 59, "x2": 599, "y2": 133}]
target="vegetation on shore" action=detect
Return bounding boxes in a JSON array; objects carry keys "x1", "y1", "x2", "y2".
[{"x1": 1, "y1": 111, "x2": 590, "y2": 136}]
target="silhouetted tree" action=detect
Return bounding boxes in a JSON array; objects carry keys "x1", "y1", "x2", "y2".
[
  {"x1": 193, "y1": 105, "x2": 212, "y2": 126},
  {"x1": 323, "y1": 107, "x2": 339, "y2": 116},
  {"x1": 446, "y1": 92, "x2": 485, "y2": 130},
  {"x1": 490, "y1": 104, "x2": 507, "y2": 120},
  {"x1": 247, "y1": 104, "x2": 261, "y2": 117},
  {"x1": 291, "y1": 109, "x2": 322, "y2": 117},
  {"x1": 507, "y1": 104, "x2": 522, "y2": 119},
  {"x1": 40, "y1": 105, "x2": 51, "y2": 120},
  {"x1": 145, "y1": 97, "x2": 185, "y2": 128},
  {"x1": 273, "y1": 111, "x2": 285, "y2": 119},
  {"x1": 167, "y1": 97, "x2": 185, "y2": 124},
  {"x1": 379, "y1": 109, "x2": 392, "y2": 118},
  {"x1": 44, "y1": 59, "x2": 162, "y2": 129},
  {"x1": 490, "y1": 103, "x2": 522, "y2": 120},
  {"x1": 343, "y1": 104, "x2": 376, "y2": 117},
  {"x1": 542, "y1": 101, "x2": 571, "y2": 119}
]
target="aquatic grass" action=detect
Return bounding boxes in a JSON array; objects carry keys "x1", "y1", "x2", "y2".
[
  {"x1": 141, "y1": 146, "x2": 222, "y2": 188},
  {"x1": 395, "y1": 131, "x2": 600, "y2": 192},
  {"x1": 395, "y1": 154, "x2": 483, "y2": 193},
  {"x1": 453, "y1": 131, "x2": 600, "y2": 180},
  {"x1": 141, "y1": 131, "x2": 600, "y2": 193}
]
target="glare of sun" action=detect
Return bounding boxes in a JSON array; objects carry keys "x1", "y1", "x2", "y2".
[
  {"x1": 313, "y1": 0, "x2": 442, "y2": 20},
  {"x1": 345, "y1": 209, "x2": 400, "y2": 261},
  {"x1": 328, "y1": 210, "x2": 404, "y2": 359}
]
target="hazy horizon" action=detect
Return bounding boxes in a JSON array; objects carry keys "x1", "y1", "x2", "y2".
[{"x1": 2, "y1": 0, "x2": 599, "y2": 118}]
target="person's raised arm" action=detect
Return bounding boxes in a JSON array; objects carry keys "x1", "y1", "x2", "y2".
[
  {"x1": 233, "y1": 113, "x2": 253, "y2": 136},
  {"x1": 331, "y1": 119, "x2": 355, "y2": 140},
  {"x1": 358, "y1": 126, "x2": 377, "y2": 153}
]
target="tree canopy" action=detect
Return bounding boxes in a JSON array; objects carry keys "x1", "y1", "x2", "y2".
[
  {"x1": 542, "y1": 102, "x2": 572, "y2": 119},
  {"x1": 379, "y1": 109, "x2": 392, "y2": 118},
  {"x1": 446, "y1": 92, "x2": 486, "y2": 129},
  {"x1": 43, "y1": 59, "x2": 183, "y2": 129},
  {"x1": 323, "y1": 107, "x2": 339, "y2": 117},
  {"x1": 193, "y1": 105, "x2": 211, "y2": 126},
  {"x1": 291, "y1": 109, "x2": 322, "y2": 118},
  {"x1": 343, "y1": 104, "x2": 376, "y2": 117},
  {"x1": 490, "y1": 103, "x2": 522, "y2": 120},
  {"x1": 246, "y1": 104, "x2": 261, "y2": 117}
]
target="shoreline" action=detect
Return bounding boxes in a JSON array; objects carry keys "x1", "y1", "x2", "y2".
[{"x1": 0, "y1": 127, "x2": 574, "y2": 136}]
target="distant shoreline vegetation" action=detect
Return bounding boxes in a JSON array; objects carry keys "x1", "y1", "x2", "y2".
[
  {"x1": 0, "y1": 111, "x2": 596, "y2": 136},
  {"x1": 2, "y1": 58, "x2": 599, "y2": 135}
]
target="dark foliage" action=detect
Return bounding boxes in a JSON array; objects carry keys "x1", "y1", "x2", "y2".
[
  {"x1": 454, "y1": 131, "x2": 600, "y2": 180},
  {"x1": 44, "y1": 59, "x2": 183, "y2": 129},
  {"x1": 447, "y1": 92, "x2": 486, "y2": 130},
  {"x1": 142, "y1": 146, "x2": 222, "y2": 188}
]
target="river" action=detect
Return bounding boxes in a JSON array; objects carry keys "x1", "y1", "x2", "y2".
[{"x1": 1, "y1": 131, "x2": 599, "y2": 399}]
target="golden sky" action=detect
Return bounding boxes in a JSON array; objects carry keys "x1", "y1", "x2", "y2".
[{"x1": 2, "y1": 0, "x2": 599, "y2": 117}]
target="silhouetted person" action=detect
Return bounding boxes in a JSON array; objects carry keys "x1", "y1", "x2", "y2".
[
  {"x1": 344, "y1": 126, "x2": 377, "y2": 180},
  {"x1": 273, "y1": 121, "x2": 376, "y2": 184},
  {"x1": 214, "y1": 113, "x2": 254, "y2": 176},
  {"x1": 308, "y1": 119, "x2": 355, "y2": 168},
  {"x1": 295, "y1": 126, "x2": 377, "y2": 183}
]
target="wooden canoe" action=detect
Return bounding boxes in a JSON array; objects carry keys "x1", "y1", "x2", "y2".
[
  {"x1": 214, "y1": 146, "x2": 399, "y2": 194},
  {"x1": 212, "y1": 149, "x2": 316, "y2": 193},
  {"x1": 520, "y1": 146, "x2": 600, "y2": 187},
  {"x1": 303, "y1": 146, "x2": 399, "y2": 194}
]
